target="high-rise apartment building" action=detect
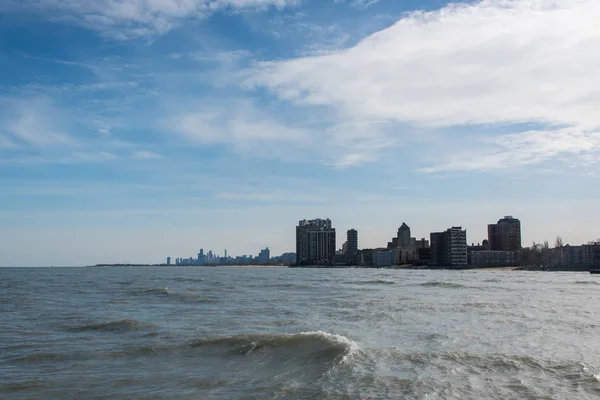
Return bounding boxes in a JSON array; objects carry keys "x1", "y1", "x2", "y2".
[
  {"x1": 296, "y1": 218, "x2": 336, "y2": 266},
  {"x1": 346, "y1": 229, "x2": 358, "y2": 266},
  {"x1": 430, "y1": 226, "x2": 468, "y2": 267},
  {"x1": 347, "y1": 229, "x2": 358, "y2": 255},
  {"x1": 258, "y1": 247, "x2": 270, "y2": 263},
  {"x1": 488, "y1": 216, "x2": 521, "y2": 251},
  {"x1": 397, "y1": 223, "x2": 411, "y2": 246},
  {"x1": 166, "y1": 257, "x2": 171, "y2": 265}
]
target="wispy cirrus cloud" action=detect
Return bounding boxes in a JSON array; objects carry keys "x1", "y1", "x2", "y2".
[
  {"x1": 169, "y1": 101, "x2": 313, "y2": 158},
  {"x1": 0, "y1": 0, "x2": 301, "y2": 39},
  {"x1": 246, "y1": 0, "x2": 600, "y2": 170},
  {"x1": 421, "y1": 128, "x2": 600, "y2": 173},
  {"x1": 0, "y1": 97, "x2": 78, "y2": 148}
]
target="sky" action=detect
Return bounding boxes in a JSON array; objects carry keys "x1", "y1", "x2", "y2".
[{"x1": 1, "y1": 0, "x2": 600, "y2": 266}]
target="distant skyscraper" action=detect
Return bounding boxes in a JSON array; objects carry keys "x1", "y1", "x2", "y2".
[
  {"x1": 346, "y1": 229, "x2": 358, "y2": 265},
  {"x1": 224, "y1": 249, "x2": 227, "y2": 258},
  {"x1": 398, "y1": 223, "x2": 411, "y2": 246},
  {"x1": 296, "y1": 218, "x2": 336, "y2": 266},
  {"x1": 430, "y1": 226, "x2": 467, "y2": 267},
  {"x1": 488, "y1": 216, "x2": 521, "y2": 251},
  {"x1": 258, "y1": 247, "x2": 270, "y2": 263},
  {"x1": 347, "y1": 229, "x2": 358, "y2": 255},
  {"x1": 166, "y1": 257, "x2": 171, "y2": 266}
]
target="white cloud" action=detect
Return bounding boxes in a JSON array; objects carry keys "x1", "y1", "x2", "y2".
[
  {"x1": 334, "y1": 0, "x2": 380, "y2": 10},
  {"x1": 170, "y1": 102, "x2": 312, "y2": 157},
  {"x1": 0, "y1": 97, "x2": 78, "y2": 148},
  {"x1": 131, "y1": 150, "x2": 163, "y2": 160},
  {"x1": 421, "y1": 128, "x2": 600, "y2": 173},
  {"x1": 246, "y1": 0, "x2": 600, "y2": 170},
  {"x1": 0, "y1": 151, "x2": 118, "y2": 165},
  {"x1": 1, "y1": 0, "x2": 300, "y2": 39}
]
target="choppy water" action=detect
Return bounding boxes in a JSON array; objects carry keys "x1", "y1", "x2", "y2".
[{"x1": 2, "y1": 267, "x2": 600, "y2": 399}]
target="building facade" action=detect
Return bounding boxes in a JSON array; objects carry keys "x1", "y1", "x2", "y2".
[
  {"x1": 471, "y1": 250, "x2": 516, "y2": 267},
  {"x1": 296, "y1": 218, "x2": 336, "y2": 266},
  {"x1": 430, "y1": 227, "x2": 468, "y2": 267},
  {"x1": 398, "y1": 223, "x2": 411, "y2": 246},
  {"x1": 346, "y1": 229, "x2": 358, "y2": 265},
  {"x1": 257, "y1": 247, "x2": 271, "y2": 264},
  {"x1": 488, "y1": 216, "x2": 521, "y2": 251},
  {"x1": 374, "y1": 250, "x2": 393, "y2": 267}
]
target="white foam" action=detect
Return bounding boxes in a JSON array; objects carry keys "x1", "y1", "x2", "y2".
[{"x1": 298, "y1": 331, "x2": 361, "y2": 361}]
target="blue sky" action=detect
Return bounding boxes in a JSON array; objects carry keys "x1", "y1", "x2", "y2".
[{"x1": 1, "y1": 0, "x2": 600, "y2": 266}]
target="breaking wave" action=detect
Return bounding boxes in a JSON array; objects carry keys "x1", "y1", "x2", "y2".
[{"x1": 190, "y1": 331, "x2": 359, "y2": 361}]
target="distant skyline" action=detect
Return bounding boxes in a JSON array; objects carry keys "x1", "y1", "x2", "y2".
[{"x1": 1, "y1": 0, "x2": 600, "y2": 266}]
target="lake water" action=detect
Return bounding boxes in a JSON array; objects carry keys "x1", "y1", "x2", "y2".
[{"x1": 1, "y1": 267, "x2": 600, "y2": 399}]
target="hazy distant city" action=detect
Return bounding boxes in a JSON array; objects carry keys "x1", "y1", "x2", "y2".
[{"x1": 159, "y1": 216, "x2": 600, "y2": 271}]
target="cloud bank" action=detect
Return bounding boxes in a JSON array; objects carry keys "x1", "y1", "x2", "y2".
[{"x1": 247, "y1": 0, "x2": 600, "y2": 170}]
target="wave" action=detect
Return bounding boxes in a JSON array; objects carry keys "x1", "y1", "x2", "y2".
[
  {"x1": 172, "y1": 277, "x2": 205, "y2": 283},
  {"x1": 136, "y1": 287, "x2": 218, "y2": 303},
  {"x1": 574, "y1": 281, "x2": 600, "y2": 285},
  {"x1": 260, "y1": 283, "x2": 315, "y2": 289},
  {"x1": 421, "y1": 281, "x2": 466, "y2": 288},
  {"x1": 142, "y1": 287, "x2": 170, "y2": 295},
  {"x1": 175, "y1": 293, "x2": 218, "y2": 303},
  {"x1": 106, "y1": 331, "x2": 359, "y2": 367},
  {"x1": 68, "y1": 319, "x2": 156, "y2": 333},
  {"x1": 352, "y1": 279, "x2": 395, "y2": 285},
  {"x1": 190, "y1": 331, "x2": 358, "y2": 360}
]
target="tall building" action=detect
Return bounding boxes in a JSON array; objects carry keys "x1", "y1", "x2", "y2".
[
  {"x1": 296, "y1": 218, "x2": 336, "y2": 266},
  {"x1": 166, "y1": 257, "x2": 171, "y2": 266},
  {"x1": 224, "y1": 249, "x2": 227, "y2": 259},
  {"x1": 488, "y1": 216, "x2": 521, "y2": 251},
  {"x1": 258, "y1": 247, "x2": 270, "y2": 263},
  {"x1": 347, "y1": 229, "x2": 358, "y2": 254},
  {"x1": 397, "y1": 223, "x2": 411, "y2": 246},
  {"x1": 430, "y1": 226, "x2": 468, "y2": 267},
  {"x1": 346, "y1": 229, "x2": 359, "y2": 266}
]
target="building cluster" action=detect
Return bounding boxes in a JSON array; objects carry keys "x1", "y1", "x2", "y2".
[
  {"x1": 295, "y1": 216, "x2": 600, "y2": 269},
  {"x1": 167, "y1": 247, "x2": 297, "y2": 266}
]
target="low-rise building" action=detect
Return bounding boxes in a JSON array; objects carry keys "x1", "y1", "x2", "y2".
[
  {"x1": 374, "y1": 250, "x2": 393, "y2": 267},
  {"x1": 471, "y1": 250, "x2": 516, "y2": 267}
]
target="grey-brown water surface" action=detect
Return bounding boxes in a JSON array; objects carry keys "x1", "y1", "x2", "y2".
[{"x1": 1, "y1": 267, "x2": 600, "y2": 399}]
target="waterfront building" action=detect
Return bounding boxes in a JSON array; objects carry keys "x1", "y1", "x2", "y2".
[
  {"x1": 393, "y1": 246, "x2": 418, "y2": 265},
  {"x1": 488, "y1": 216, "x2": 521, "y2": 251},
  {"x1": 166, "y1": 257, "x2": 171, "y2": 265},
  {"x1": 374, "y1": 250, "x2": 393, "y2": 267},
  {"x1": 346, "y1": 229, "x2": 358, "y2": 265},
  {"x1": 471, "y1": 250, "x2": 516, "y2": 267},
  {"x1": 414, "y1": 238, "x2": 430, "y2": 249},
  {"x1": 430, "y1": 226, "x2": 468, "y2": 267},
  {"x1": 257, "y1": 247, "x2": 271, "y2": 264},
  {"x1": 553, "y1": 243, "x2": 600, "y2": 270},
  {"x1": 296, "y1": 218, "x2": 336, "y2": 266},
  {"x1": 398, "y1": 223, "x2": 411, "y2": 246}
]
